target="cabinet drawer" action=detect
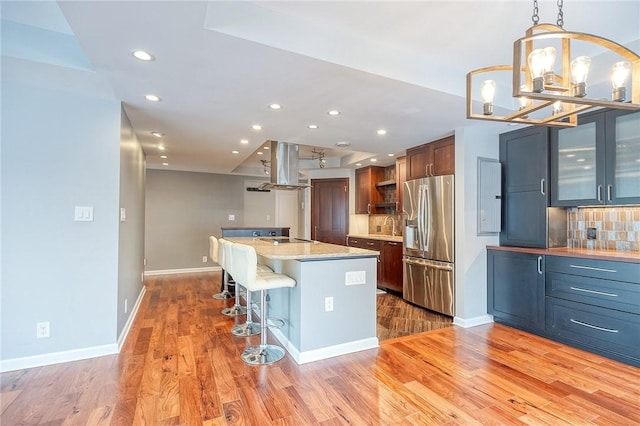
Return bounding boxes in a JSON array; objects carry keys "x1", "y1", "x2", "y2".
[
  {"x1": 546, "y1": 298, "x2": 640, "y2": 364},
  {"x1": 546, "y1": 272, "x2": 640, "y2": 314},
  {"x1": 347, "y1": 237, "x2": 382, "y2": 251},
  {"x1": 547, "y1": 256, "x2": 640, "y2": 284}
]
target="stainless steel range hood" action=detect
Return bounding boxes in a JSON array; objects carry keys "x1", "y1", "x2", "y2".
[{"x1": 259, "y1": 141, "x2": 310, "y2": 190}]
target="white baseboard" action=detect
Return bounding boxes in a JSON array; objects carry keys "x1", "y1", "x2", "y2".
[
  {"x1": 271, "y1": 328, "x2": 379, "y2": 364},
  {"x1": 0, "y1": 343, "x2": 119, "y2": 373},
  {"x1": 453, "y1": 314, "x2": 494, "y2": 328},
  {"x1": 117, "y1": 286, "x2": 146, "y2": 351},
  {"x1": 144, "y1": 266, "x2": 220, "y2": 276}
]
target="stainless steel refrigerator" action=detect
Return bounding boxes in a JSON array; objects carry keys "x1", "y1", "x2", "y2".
[{"x1": 402, "y1": 175, "x2": 455, "y2": 316}]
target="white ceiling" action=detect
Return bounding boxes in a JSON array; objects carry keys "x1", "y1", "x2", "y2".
[{"x1": 2, "y1": 1, "x2": 639, "y2": 177}]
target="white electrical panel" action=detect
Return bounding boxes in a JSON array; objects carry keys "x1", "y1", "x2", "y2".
[{"x1": 477, "y1": 158, "x2": 501, "y2": 234}]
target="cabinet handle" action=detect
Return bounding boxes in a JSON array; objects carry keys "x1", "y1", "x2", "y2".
[
  {"x1": 570, "y1": 319, "x2": 619, "y2": 333},
  {"x1": 366, "y1": 242, "x2": 375, "y2": 246},
  {"x1": 387, "y1": 242, "x2": 400, "y2": 246},
  {"x1": 396, "y1": 201, "x2": 399, "y2": 212},
  {"x1": 430, "y1": 163, "x2": 434, "y2": 176},
  {"x1": 540, "y1": 179, "x2": 545, "y2": 195},
  {"x1": 569, "y1": 264, "x2": 617, "y2": 273},
  {"x1": 537, "y1": 256, "x2": 542, "y2": 275},
  {"x1": 569, "y1": 286, "x2": 618, "y2": 297},
  {"x1": 597, "y1": 185, "x2": 603, "y2": 202},
  {"x1": 607, "y1": 185, "x2": 613, "y2": 202},
  {"x1": 367, "y1": 203, "x2": 371, "y2": 214},
  {"x1": 425, "y1": 164, "x2": 429, "y2": 176}
]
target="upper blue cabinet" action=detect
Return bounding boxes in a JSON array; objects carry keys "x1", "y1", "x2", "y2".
[{"x1": 551, "y1": 109, "x2": 640, "y2": 206}]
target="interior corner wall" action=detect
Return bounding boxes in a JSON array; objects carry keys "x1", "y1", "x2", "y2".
[
  {"x1": 453, "y1": 125, "x2": 502, "y2": 325},
  {"x1": 117, "y1": 107, "x2": 146, "y2": 338},
  {"x1": 144, "y1": 170, "x2": 253, "y2": 271},
  {"x1": 1, "y1": 82, "x2": 121, "y2": 365}
]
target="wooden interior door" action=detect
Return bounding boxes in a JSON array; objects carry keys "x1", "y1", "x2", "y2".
[{"x1": 311, "y1": 178, "x2": 349, "y2": 245}]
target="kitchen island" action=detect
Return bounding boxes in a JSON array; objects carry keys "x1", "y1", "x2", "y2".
[{"x1": 226, "y1": 237, "x2": 379, "y2": 364}]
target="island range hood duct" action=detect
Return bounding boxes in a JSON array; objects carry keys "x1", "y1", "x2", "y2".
[{"x1": 259, "y1": 141, "x2": 310, "y2": 190}]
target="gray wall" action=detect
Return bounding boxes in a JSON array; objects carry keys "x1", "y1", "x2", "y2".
[
  {"x1": 117, "y1": 108, "x2": 146, "y2": 337},
  {"x1": 1, "y1": 82, "x2": 122, "y2": 361},
  {"x1": 145, "y1": 170, "x2": 267, "y2": 271}
]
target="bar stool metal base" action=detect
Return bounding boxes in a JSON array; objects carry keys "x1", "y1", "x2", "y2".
[
  {"x1": 231, "y1": 322, "x2": 261, "y2": 337},
  {"x1": 241, "y1": 344, "x2": 285, "y2": 365},
  {"x1": 213, "y1": 290, "x2": 233, "y2": 300},
  {"x1": 222, "y1": 305, "x2": 247, "y2": 316}
]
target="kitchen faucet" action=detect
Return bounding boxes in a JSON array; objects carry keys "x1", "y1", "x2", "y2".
[{"x1": 383, "y1": 215, "x2": 397, "y2": 236}]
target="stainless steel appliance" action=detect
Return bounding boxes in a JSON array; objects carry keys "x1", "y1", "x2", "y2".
[{"x1": 403, "y1": 175, "x2": 455, "y2": 316}]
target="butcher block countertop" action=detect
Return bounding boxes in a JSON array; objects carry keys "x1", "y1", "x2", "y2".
[
  {"x1": 347, "y1": 234, "x2": 403, "y2": 243},
  {"x1": 487, "y1": 245, "x2": 640, "y2": 263},
  {"x1": 226, "y1": 237, "x2": 379, "y2": 260}
]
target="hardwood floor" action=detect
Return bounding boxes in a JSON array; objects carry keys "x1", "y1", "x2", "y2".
[
  {"x1": 2, "y1": 272, "x2": 638, "y2": 425},
  {"x1": 376, "y1": 290, "x2": 453, "y2": 341}
]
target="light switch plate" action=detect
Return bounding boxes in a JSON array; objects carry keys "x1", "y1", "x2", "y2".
[{"x1": 74, "y1": 206, "x2": 94, "y2": 221}]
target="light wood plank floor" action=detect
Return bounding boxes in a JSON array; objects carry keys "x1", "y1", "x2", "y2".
[{"x1": 1, "y1": 272, "x2": 638, "y2": 425}]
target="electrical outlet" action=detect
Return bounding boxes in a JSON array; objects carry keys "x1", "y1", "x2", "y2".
[
  {"x1": 324, "y1": 296, "x2": 334, "y2": 312},
  {"x1": 202, "y1": 255, "x2": 208, "y2": 263},
  {"x1": 228, "y1": 214, "x2": 235, "y2": 221},
  {"x1": 587, "y1": 227, "x2": 597, "y2": 240},
  {"x1": 37, "y1": 322, "x2": 50, "y2": 339}
]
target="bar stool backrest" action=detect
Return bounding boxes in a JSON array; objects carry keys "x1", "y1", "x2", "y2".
[
  {"x1": 209, "y1": 236, "x2": 219, "y2": 264},
  {"x1": 229, "y1": 243, "x2": 258, "y2": 291},
  {"x1": 219, "y1": 238, "x2": 231, "y2": 271}
]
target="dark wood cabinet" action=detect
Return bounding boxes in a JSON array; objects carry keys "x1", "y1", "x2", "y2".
[
  {"x1": 551, "y1": 109, "x2": 640, "y2": 206},
  {"x1": 381, "y1": 241, "x2": 403, "y2": 292},
  {"x1": 406, "y1": 136, "x2": 455, "y2": 180},
  {"x1": 355, "y1": 166, "x2": 385, "y2": 214},
  {"x1": 395, "y1": 156, "x2": 406, "y2": 213},
  {"x1": 487, "y1": 249, "x2": 546, "y2": 333},
  {"x1": 347, "y1": 236, "x2": 382, "y2": 283},
  {"x1": 499, "y1": 126, "x2": 552, "y2": 248}
]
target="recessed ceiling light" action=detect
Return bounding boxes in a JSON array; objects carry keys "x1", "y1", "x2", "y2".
[
  {"x1": 355, "y1": 163, "x2": 362, "y2": 166},
  {"x1": 232, "y1": 150, "x2": 239, "y2": 154},
  {"x1": 377, "y1": 129, "x2": 387, "y2": 135},
  {"x1": 308, "y1": 124, "x2": 318, "y2": 129},
  {"x1": 162, "y1": 162, "x2": 169, "y2": 166},
  {"x1": 145, "y1": 94, "x2": 160, "y2": 102},
  {"x1": 566, "y1": 154, "x2": 576, "y2": 158},
  {"x1": 132, "y1": 50, "x2": 154, "y2": 61},
  {"x1": 576, "y1": 158, "x2": 586, "y2": 162},
  {"x1": 327, "y1": 110, "x2": 340, "y2": 116},
  {"x1": 257, "y1": 151, "x2": 263, "y2": 155},
  {"x1": 252, "y1": 124, "x2": 262, "y2": 130},
  {"x1": 160, "y1": 155, "x2": 167, "y2": 159},
  {"x1": 335, "y1": 141, "x2": 351, "y2": 148},
  {"x1": 370, "y1": 158, "x2": 377, "y2": 162},
  {"x1": 263, "y1": 145, "x2": 270, "y2": 150},
  {"x1": 387, "y1": 153, "x2": 394, "y2": 157},
  {"x1": 240, "y1": 139, "x2": 249, "y2": 144},
  {"x1": 158, "y1": 145, "x2": 165, "y2": 151},
  {"x1": 269, "y1": 104, "x2": 281, "y2": 110},
  {"x1": 151, "y1": 131, "x2": 164, "y2": 138}
]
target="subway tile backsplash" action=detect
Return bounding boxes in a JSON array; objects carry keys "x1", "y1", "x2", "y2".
[{"x1": 567, "y1": 207, "x2": 640, "y2": 251}]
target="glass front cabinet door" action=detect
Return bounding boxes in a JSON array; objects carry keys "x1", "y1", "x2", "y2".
[{"x1": 551, "y1": 109, "x2": 640, "y2": 206}]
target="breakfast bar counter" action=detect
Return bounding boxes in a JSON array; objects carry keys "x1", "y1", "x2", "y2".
[{"x1": 226, "y1": 237, "x2": 380, "y2": 363}]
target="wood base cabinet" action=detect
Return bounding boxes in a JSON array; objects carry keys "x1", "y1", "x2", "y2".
[{"x1": 347, "y1": 237, "x2": 403, "y2": 292}]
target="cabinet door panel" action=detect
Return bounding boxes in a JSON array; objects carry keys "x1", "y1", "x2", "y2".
[
  {"x1": 407, "y1": 145, "x2": 429, "y2": 180},
  {"x1": 381, "y1": 241, "x2": 403, "y2": 292},
  {"x1": 432, "y1": 137, "x2": 455, "y2": 176},
  {"x1": 487, "y1": 250, "x2": 545, "y2": 333},
  {"x1": 606, "y1": 110, "x2": 640, "y2": 204}
]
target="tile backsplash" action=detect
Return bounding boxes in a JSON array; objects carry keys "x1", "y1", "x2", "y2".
[
  {"x1": 567, "y1": 207, "x2": 640, "y2": 251},
  {"x1": 369, "y1": 214, "x2": 403, "y2": 236}
]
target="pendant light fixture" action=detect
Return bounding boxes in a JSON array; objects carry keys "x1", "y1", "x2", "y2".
[{"x1": 466, "y1": 0, "x2": 639, "y2": 128}]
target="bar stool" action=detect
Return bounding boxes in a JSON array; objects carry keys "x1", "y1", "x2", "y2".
[
  {"x1": 230, "y1": 243, "x2": 296, "y2": 365},
  {"x1": 220, "y1": 239, "x2": 247, "y2": 317},
  {"x1": 210, "y1": 236, "x2": 233, "y2": 300}
]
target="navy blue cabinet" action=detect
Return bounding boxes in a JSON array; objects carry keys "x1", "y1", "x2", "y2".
[
  {"x1": 546, "y1": 255, "x2": 640, "y2": 366},
  {"x1": 551, "y1": 109, "x2": 640, "y2": 206},
  {"x1": 499, "y1": 126, "x2": 553, "y2": 248},
  {"x1": 487, "y1": 249, "x2": 546, "y2": 333}
]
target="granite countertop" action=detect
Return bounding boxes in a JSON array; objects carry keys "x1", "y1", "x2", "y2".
[
  {"x1": 227, "y1": 237, "x2": 380, "y2": 260},
  {"x1": 487, "y1": 245, "x2": 640, "y2": 263},
  {"x1": 347, "y1": 234, "x2": 403, "y2": 243}
]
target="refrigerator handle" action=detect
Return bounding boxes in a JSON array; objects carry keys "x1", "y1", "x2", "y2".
[
  {"x1": 416, "y1": 184, "x2": 424, "y2": 251},
  {"x1": 425, "y1": 184, "x2": 431, "y2": 253}
]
